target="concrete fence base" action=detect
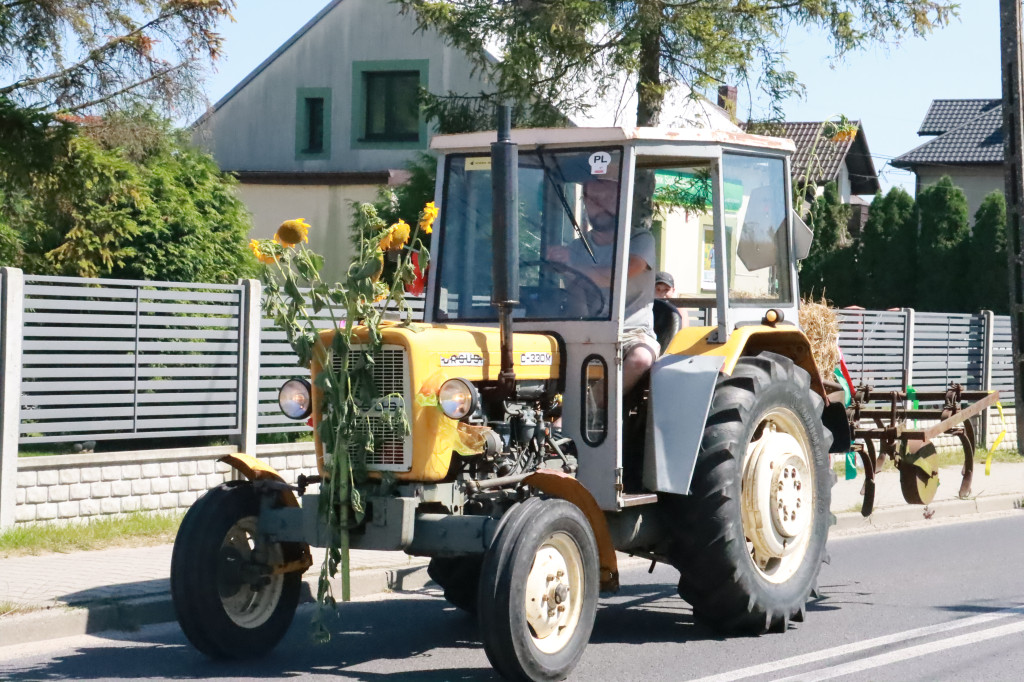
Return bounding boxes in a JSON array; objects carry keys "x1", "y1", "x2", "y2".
[{"x1": 12, "y1": 443, "x2": 316, "y2": 525}]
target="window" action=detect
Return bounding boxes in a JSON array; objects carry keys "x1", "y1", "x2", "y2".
[
  {"x1": 364, "y1": 71, "x2": 420, "y2": 142},
  {"x1": 295, "y1": 88, "x2": 331, "y2": 160},
  {"x1": 352, "y1": 60, "x2": 428, "y2": 150},
  {"x1": 304, "y1": 97, "x2": 324, "y2": 153}
]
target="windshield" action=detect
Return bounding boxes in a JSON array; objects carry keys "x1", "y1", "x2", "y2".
[{"x1": 435, "y1": 148, "x2": 624, "y2": 322}]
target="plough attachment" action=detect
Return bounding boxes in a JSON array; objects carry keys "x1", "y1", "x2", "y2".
[{"x1": 846, "y1": 383, "x2": 1000, "y2": 516}]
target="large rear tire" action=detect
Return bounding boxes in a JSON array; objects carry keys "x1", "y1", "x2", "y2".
[
  {"x1": 668, "y1": 352, "x2": 832, "y2": 634},
  {"x1": 478, "y1": 497, "x2": 599, "y2": 682},
  {"x1": 171, "y1": 480, "x2": 302, "y2": 658}
]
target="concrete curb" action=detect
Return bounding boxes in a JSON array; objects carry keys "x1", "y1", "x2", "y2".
[
  {"x1": 833, "y1": 492, "x2": 1024, "y2": 531},
  {"x1": 0, "y1": 562, "x2": 431, "y2": 648},
  {"x1": 3, "y1": 496, "x2": 1023, "y2": 648}
]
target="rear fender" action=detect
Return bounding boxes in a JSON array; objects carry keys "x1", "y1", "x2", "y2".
[
  {"x1": 649, "y1": 326, "x2": 831, "y2": 494},
  {"x1": 524, "y1": 469, "x2": 619, "y2": 592}
]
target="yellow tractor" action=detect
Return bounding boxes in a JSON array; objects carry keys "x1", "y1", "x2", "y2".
[{"x1": 171, "y1": 112, "x2": 849, "y2": 681}]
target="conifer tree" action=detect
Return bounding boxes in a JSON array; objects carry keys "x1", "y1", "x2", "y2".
[
  {"x1": 917, "y1": 176, "x2": 970, "y2": 312},
  {"x1": 967, "y1": 191, "x2": 1008, "y2": 314}
]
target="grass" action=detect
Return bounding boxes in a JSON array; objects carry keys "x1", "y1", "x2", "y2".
[
  {"x1": 833, "y1": 447, "x2": 1022, "y2": 478},
  {"x1": 0, "y1": 600, "x2": 46, "y2": 618},
  {"x1": 0, "y1": 511, "x2": 184, "y2": 559}
]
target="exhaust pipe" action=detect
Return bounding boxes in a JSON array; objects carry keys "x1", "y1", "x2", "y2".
[{"x1": 491, "y1": 105, "x2": 519, "y2": 397}]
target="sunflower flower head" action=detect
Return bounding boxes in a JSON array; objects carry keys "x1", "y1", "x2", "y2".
[
  {"x1": 249, "y1": 238, "x2": 281, "y2": 265},
  {"x1": 275, "y1": 218, "x2": 310, "y2": 247},
  {"x1": 380, "y1": 219, "x2": 411, "y2": 252},
  {"x1": 825, "y1": 116, "x2": 858, "y2": 144},
  {"x1": 418, "y1": 201, "x2": 439, "y2": 234}
]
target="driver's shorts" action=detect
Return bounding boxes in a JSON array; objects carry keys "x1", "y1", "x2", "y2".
[{"x1": 621, "y1": 327, "x2": 660, "y2": 359}]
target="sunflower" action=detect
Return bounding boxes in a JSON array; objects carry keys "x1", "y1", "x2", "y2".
[
  {"x1": 418, "y1": 201, "x2": 439, "y2": 234},
  {"x1": 825, "y1": 116, "x2": 858, "y2": 144},
  {"x1": 249, "y1": 239, "x2": 279, "y2": 265},
  {"x1": 275, "y1": 218, "x2": 310, "y2": 247},
  {"x1": 380, "y1": 219, "x2": 411, "y2": 251}
]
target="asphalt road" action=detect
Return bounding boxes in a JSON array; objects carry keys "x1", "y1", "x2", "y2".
[{"x1": 2, "y1": 512, "x2": 1024, "y2": 681}]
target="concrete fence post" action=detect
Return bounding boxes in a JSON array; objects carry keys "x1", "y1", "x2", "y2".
[
  {"x1": 902, "y1": 307, "x2": 915, "y2": 390},
  {"x1": 981, "y1": 310, "x2": 996, "y2": 448},
  {"x1": 232, "y1": 279, "x2": 262, "y2": 456},
  {"x1": 1, "y1": 267, "x2": 24, "y2": 529}
]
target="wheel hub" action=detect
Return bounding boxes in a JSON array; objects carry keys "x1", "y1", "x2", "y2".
[
  {"x1": 741, "y1": 412, "x2": 816, "y2": 583},
  {"x1": 771, "y1": 456, "x2": 808, "y2": 538},
  {"x1": 218, "y1": 516, "x2": 286, "y2": 629},
  {"x1": 523, "y1": 533, "x2": 585, "y2": 655},
  {"x1": 525, "y1": 547, "x2": 572, "y2": 641}
]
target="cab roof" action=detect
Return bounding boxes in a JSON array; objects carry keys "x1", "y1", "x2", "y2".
[{"x1": 430, "y1": 126, "x2": 796, "y2": 154}]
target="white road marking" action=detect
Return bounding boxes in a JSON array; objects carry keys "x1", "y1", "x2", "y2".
[
  {"x1": 772, "y1": 618, "x2": 1024, "y2": 681},
  {"x1": 691, "y1": 606, "x2": 1024, "y2": 682}
]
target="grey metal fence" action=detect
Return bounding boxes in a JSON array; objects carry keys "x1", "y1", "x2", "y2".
[
  {"x1": 18, "y1": 275, "x2": 247, "y2": 444},
  {"x1": 0, "y1": 269, "x2": 1015, "y2": 447},
  {"x1": 912, "y1": 312, "x2": 986, "y2": 393},
  {"x1": 993, "y1": 315, "x2": 1016, "y2": 402},
  {"x1": 836, "y1": 309, "x2": 909, "y2": 391}
]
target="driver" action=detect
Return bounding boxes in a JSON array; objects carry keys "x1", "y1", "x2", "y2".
[{"x1": 548, "y1": 178, "x2": 658, "y2": 394}]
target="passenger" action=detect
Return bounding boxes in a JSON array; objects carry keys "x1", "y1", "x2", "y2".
[{"x1": 655, "y1": 271, "x2": 675, "y2": 299}]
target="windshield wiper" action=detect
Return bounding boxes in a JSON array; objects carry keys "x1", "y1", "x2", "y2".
[{"x1": 535, "y1": 147, "x2": 597, "y2": 263}]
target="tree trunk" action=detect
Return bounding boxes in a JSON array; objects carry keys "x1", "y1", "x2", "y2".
[{"x1": 632, "y1": 16, "x2": 662, "y2": 233}]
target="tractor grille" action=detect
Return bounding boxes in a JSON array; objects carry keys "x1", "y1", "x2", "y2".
[{"x1": 331, "y1": 345, "x2": 411, "y2": 471}]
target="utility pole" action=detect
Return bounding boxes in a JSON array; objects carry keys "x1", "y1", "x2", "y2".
[{"x1": 1000, "y1": 0, "x2": 1024, "y2": 453}]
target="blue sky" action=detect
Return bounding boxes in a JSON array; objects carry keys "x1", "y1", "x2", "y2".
[{"x1": 203, "y1": 2, "x2": 1001, "y2": 196}]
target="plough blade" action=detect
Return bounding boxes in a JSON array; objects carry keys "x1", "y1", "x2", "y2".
[{"x1": 898, "y1": 439, "x2": 939, "y2": 505}]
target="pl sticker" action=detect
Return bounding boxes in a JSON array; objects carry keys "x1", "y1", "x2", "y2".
[
  {"x1": 440, "y1": 352, "x2": 484, "y2": 367},
  {"x1": 588, "y1": 151, "x2": 611, "y2": 175},
  {"x1": 520, "y1": 352, "x2": 552, "y2": 366}
]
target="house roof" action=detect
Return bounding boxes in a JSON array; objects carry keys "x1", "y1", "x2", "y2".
[
  {"x1": 893, "y1": 104, "x2": 1004, "y2": 168},
  {"x1": 917, "y1": 98, "x2": 1001, "y2": 136},
  {"x1": 430, "y1": 126, "x2": 796, "y2": 153},
  {"x1": 749, "y1": 121, "x2": 879, "y2": 195}
]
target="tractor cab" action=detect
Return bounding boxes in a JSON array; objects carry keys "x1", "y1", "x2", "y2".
[{"x1": 427, "y1": 126, "x2": 807, "y2": 509}]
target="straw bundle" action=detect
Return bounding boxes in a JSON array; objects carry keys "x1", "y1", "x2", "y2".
[{"x1": 798, "y1": 296, "x2": 840, "y2": 377}]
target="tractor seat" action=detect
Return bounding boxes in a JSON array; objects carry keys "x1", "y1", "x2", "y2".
[{"x1": 652, "y1": 299, "x2": 682, "y2": 355}]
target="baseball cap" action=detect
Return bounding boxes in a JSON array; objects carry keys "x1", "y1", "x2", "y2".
[{"x1": 655, "y1": 271, "x2": 675, "y2": 288}]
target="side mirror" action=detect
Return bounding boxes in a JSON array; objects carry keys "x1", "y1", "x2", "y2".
[{"x1": 792, "y1": 209, "x2": 813, "y2": 260}]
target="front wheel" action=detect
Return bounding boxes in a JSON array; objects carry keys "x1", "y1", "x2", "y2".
[
  {"x1": 171, "y1": 481, "x2": 302, "y2": 658},
  {"x1": 668, "y1": 352, "x2": 833, "y2": 634},
  {"x1": 428, "y1": 555, "x2": 482, "y2": 613},
  {"x1": 478, "y1": 497, "x2": 599, "y2": 682}
]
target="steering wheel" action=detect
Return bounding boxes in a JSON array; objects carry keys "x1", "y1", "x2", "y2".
[{"x1": 520, "y1": 260, "x2": 606, "y2": 318}]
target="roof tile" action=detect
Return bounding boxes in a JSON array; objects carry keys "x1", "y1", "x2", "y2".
[
  {"x1": 917, "y1": 99, "x2": 1000, "y2": 136},
  {"x1": 894, "y1": 106, "x2": 1004, "y2": 167}
]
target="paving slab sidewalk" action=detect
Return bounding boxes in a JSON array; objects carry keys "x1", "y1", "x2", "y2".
[{"x1": 1, "y1": 461, "x2": 1022, "y2": 647}]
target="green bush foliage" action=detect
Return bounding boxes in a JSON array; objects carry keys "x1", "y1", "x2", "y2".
[{"x1": 0, "y1": 112, "x2": 255, "y2": 282}]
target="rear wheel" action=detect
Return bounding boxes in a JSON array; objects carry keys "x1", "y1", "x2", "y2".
[
  {"x1": 171, "y1": 481, "x2": 302, "y2": 658},
  {"x1": 478, "y1": 498, "x2": 599, "y2": 682},
  {"x1": 668, "y1": 352, "x2": 832, "y2": 634}
]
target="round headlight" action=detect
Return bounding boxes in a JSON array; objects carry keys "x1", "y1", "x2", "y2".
[
  {"x1": 279, "y1": 378, "x2": 312, "y2": 420},
  {"x1": 438, "y1": 378, "x2": 478, "y2": 420}
]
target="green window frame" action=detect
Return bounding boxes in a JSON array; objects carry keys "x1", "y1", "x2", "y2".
[
  {"x1": 352, "y1": 59, "x2": 428, "y2": 150},
  {"x1": 295, "y1": 87, "x2": 331, "y2": 160}
]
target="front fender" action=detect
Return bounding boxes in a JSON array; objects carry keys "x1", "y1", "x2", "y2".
[
  {"x1": 524, "y1": 469, "x2": 619, "y2": 593},
  {"x1": 219, "y1": 453, "x2": 300, "y2": 507}
]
